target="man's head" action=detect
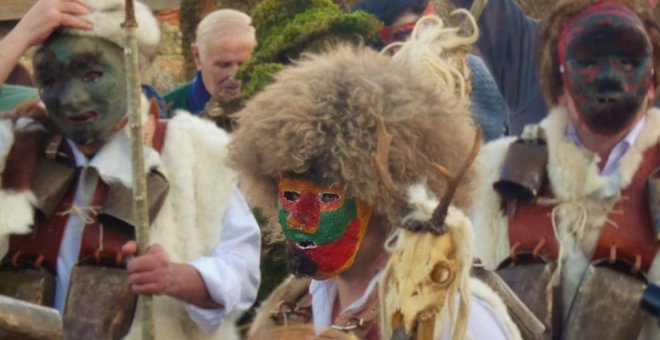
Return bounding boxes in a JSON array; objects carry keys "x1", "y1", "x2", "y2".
[
  {"x1": 229, "y1": 44, "x2": 478, "y2": 280},
  {"x1": 31, "y1": 0, "x2": 159, "y2": 148},
  {"x1": 34, "y1": 34, "x2": 127, "y2": 146},
  {"x1": 192, "y1": 9, "x2": 256, "y2": 98},
  {"x1": 540, "y1": 0, "x2": 660, "y2": 134}
]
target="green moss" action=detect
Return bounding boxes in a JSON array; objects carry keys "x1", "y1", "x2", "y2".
[
  {"x1": 239, "y1": 0, "x2": 380, "y2": 99},
  {"x1": 239, "y1": 62, "x2": 283, "y2": 97},
  {"x1": 252, "y1": 0, "x2": 338, "y2": 39}
]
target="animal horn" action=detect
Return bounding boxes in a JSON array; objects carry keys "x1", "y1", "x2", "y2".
[{"x1": 430, "y1": 127, "x2": 482, "y2": 231}]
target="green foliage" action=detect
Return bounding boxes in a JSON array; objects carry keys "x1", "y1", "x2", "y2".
[
  {"x1": 238, "y1": 62, "x2": 283, "y2": 97},
  {"x1": 238, "y1": 0, "x2": 380, "y2": 98},
  {"x1": 252, "y1": 0, "x2": 338, "y2": 40}
]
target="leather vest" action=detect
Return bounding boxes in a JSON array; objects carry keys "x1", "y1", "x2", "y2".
[
  {"x1": 507, "y1": 144, "x2": 659, "y2": 272},
  {"x1": 499, "y1": 142, "x2": 660, "y2": 339},
  {"x1": 3, "y1": 105, "x2": 169, "y2": 279}
]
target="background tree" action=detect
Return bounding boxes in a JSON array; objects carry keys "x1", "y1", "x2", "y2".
[{"x1": 179, "y1": 0, "x2": 220, "y2": 79}]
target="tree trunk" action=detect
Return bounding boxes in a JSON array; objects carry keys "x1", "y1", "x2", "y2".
[{"x1": 179, "y1": 0, "x2": 220, "y2": 80}]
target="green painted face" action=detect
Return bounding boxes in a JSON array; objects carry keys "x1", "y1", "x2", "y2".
[
  {"x1": 277, "y1": 177, "x2": 373, "y2": 279},
  {"x1": 34, "y1": 34, "x2": 127, "y2": 146},
  {"x1": 278, "y1": 177, "x2": 357, "y2": 244}
]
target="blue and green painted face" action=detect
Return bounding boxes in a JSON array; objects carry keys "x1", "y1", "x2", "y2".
[
  {"x1": 560, "y1": 3, "x2": 654, "y2": 135},
  {"x1": 34, "y1": 34, "x2": 127, "y2": 146},
  {"x1": 277, "y1": 177, "x2": 372, "y2": 280}
]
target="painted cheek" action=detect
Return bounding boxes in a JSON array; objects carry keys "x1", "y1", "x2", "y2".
[
  {"x1": 287, "y1": 191, "x2": 320, "y2": 234},
  {"x1": 303, "y1": 218, "x2": 364, "y2": 278}
]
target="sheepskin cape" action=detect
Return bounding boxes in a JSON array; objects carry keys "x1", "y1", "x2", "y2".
[
  {"x1": 472, "y1": 105, "x2": 660, "y2": 340},
  {"x1": 0, "y1": 102, "x2": 238, "y2": 339}
]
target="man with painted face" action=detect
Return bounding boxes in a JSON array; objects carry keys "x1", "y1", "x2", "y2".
[
  {"x1": 231, "y1": 16, "x2": 522, "y2": 340},
  {"x1": 447, "y1": 0, "x2": 659, "y2": 135},
  {"x1": 471, "y1": 0, "x2": 660, "y2": 338},
  {"x1": 0, "y1": 1, "x2": 260, "y2": 339}
]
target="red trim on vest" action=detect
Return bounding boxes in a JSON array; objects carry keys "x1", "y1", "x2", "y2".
[
  {"x1": 8, "y1": 170, "x2": 78, "y2": 274},
  {"x1": 507, "y1": 184, "x2": 559, "y2": 261},
  {"x1": 152, "y1": 119, "x2": 168, "y2": 153},
  {"x1": 6, "y1": 118, "x2": 169, "y2": 274},
  {"x1": 507, "y1": 145, "x2": 659, "y2": 272},
  {"x1": 77, "y1": 181, "x2": 130, "y2": 264}
]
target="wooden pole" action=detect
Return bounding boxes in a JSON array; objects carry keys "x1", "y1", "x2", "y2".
[{"x1": 121, "y1": 1, "x2": 154, "y2": 339}]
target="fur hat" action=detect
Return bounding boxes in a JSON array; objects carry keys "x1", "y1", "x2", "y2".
[
  {"x1": 229, "y1": 33, "x2": 478, "y2": 238},
  {"x1": 539, "y1": 0, "x2": 660, "y2": 107},
  {"x1": 61, "y1": 0, "x2": 161, "y2": 65}
]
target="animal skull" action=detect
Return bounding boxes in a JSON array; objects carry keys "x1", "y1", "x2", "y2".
[{"x1": 382, "y1": 229, "x2": 458, "y2": 338}]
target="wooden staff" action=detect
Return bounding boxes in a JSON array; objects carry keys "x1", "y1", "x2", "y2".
[{"x1": 121, "y1": 1, "x2": 154, "y2": 339}]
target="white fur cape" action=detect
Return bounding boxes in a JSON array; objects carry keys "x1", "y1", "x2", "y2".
[
  {"x1": 62, "y1": 0, "x2": 161, "y2": 67},
  {"x1": 472, "y1": 106, "x2": 660, "y2": 340},
  {"x1": 0, "y1": 103, "x2": 239, "y2": 339}
]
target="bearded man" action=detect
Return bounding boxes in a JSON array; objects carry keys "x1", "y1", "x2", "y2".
[
  {"x1": 0, "y1": 1, "x2": 260, "y2": 339},
  {"x1": 471, "y1": 1, "x2": 660, "y2": 339}
]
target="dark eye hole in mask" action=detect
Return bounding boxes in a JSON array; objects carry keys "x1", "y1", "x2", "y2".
[
  {"x1": 34, "y1": 49, "x2": 67, "y2": 89},
  {"x1": 569, "y1": 24, "x2": 650, "y2": 68}
]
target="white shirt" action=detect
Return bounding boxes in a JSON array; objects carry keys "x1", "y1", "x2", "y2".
[
  {"x1": 309, "y1": 273, "x2": 513, "y2": 339},
  {"x1": 566, "y1": 116, "x2": 646, "y2": 176},
  {"x1": 48, "y1": 131, "x2": 261, "y2": 334}
]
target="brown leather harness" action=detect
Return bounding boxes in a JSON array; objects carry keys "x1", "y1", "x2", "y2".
[
  {"x1": 4, "y1": 100, "x2": 169, "y2": 276},
  {"x1": 506, "y1": 143, "x2": 660, "y2": 273}
]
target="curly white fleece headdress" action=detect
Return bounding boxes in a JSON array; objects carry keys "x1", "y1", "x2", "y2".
[{"x1": 61, "y1": 0, "x2": 160, "y2": 65}]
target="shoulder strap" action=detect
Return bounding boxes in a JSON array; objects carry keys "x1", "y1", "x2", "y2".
[{"x1": 144, "y1": 98, "x2": 169, "y2": 154}]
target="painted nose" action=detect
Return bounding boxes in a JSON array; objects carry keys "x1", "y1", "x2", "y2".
[
  {"x1": 597, "y1": 58, "x2": 628, "y2": 81},
  {"x1": 287, "y1": 191, "x2": 320, "y2": 234},
  {"x1": 59, "y1": 80, "x2": 91, "y2": 109}
]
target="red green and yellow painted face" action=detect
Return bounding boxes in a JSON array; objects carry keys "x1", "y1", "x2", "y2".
[{"x1": 277, "y1": 177, "x2": 372, "y2": 280}]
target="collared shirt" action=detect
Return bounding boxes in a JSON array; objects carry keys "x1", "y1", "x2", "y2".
[
  {"x1": 188, "y1": 72, "x2": 212, "y2": 115},
  {"x1": 566, "y1": 116, "x2": 647, "y2": 177},
  {"x1": 50, "y1": 130, "x2": 260, "y2": 334},
  {"x1": 309, "y1": 271, "x2": 383, "y2": 333},
  {"x1": 309, "y1": 273, "x2": 513, "y2": 339}
]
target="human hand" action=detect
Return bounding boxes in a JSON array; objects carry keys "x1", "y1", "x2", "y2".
[
  {"x1": 10, "y1": 0, "x2": 92, "y2": 49},
  {"x1": 649, "y1": 0, "x2": 659, "y2": 8},
  {"x1": 122, "y1": 241, "x2": 172, "y2": 295}
]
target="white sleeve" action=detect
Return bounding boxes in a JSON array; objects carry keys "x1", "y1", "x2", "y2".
[
  {"x1": 0, "y1": 119, "x2": 14, "y2": 173},
  {"x1": 184, "y1": 187, "x2": 262, "y2": 334},
  {"x1": 435, "y1": 295, "x2": 514, "y2": 340},
  {"x1": 0, "y1": 119, "x2": 14, "y2": 258}
]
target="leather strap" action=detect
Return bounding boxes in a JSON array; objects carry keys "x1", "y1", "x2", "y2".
[
  {"x1": 332, "y1": 288, "x2": 380, "y2": 340},
  {"x1": 506, "y1": 145, "x2": 659, "y2": 272}
]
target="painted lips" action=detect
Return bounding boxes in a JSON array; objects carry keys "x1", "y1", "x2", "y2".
[
  {"x1": 68, "y1": 111, "x2": 99, "y2": 124},
  {"x1": 296, "y1": 240, "x2": 318, "y2": 249}
]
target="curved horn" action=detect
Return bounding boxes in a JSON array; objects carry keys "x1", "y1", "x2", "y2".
[{"x1": 430, "y1": 127, "x2": 482, "y2": 230}]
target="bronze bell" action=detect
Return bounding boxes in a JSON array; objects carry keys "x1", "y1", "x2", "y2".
[{"x1": 494, "y1": 139, "x2": 548, "y2": 203}]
